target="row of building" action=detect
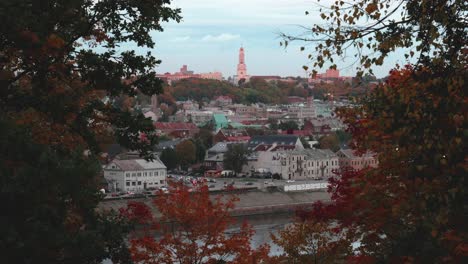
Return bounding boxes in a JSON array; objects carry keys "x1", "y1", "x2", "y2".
[
  {"x1": 103, "y1": 134, "x2": 377, "y2": 193},
  {"x1": 203, "y1": 135, "x2": 377, "y2": 180}
]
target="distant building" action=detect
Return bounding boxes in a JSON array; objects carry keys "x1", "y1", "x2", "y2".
[
  {"x1": 154, "y1": 122, "x2": 199, "y2": 138},
  {"x1": 213, "y1": 95, "x2": 233, "y2": 107},
  {"x1": 176, "y1": 100, "x2": 199, "y2": 110},
  {"x1": 200, "y1": 72, "x2": 223, "y2": 81},
  {"x1": 336, "y1": 149, "x2": 378, "y2": 171},
  {"x1": 157, "y1": 65, "x2": 223, "y2": 83},
  {"x1": 204, "y1": 142, "x2": 243, "y2": 171},
  {"x1": 104, "y1": 158, "x2": 167, "y2": 192},
  {"x1": 309, "y1": 69, "x2": 352, "y2": 83},
  {"x1": 233, "y1": 46, "x2": 250, "y2": 83},
  {"x1": 244, "y1": 146, "x2": 338, "y2": 180},
  {"x1": 213, "y1": 114, "x2": 230, "y2": 131},
  {"x1": 214, "y1": 128, "x2": 251, "y2": 143},
  {"x1": 184, "y1": 110, "x2": 214, "y2": 126}
]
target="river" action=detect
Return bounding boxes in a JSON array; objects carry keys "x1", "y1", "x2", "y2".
[{"x1": 103, "y1": 212, "x2": 295, "y2": 263}]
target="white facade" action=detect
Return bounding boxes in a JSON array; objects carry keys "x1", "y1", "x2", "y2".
[
  {"x1": 247, "y1": 149, "x2": 339, "y2": 180},
  {"x1": 104, "y1": 158, "x2": 167, "y2": 192}
]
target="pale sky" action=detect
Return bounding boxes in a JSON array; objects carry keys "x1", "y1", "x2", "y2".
[{"x1": 129, "y1": 0, "x2": 408, "y2": 78}]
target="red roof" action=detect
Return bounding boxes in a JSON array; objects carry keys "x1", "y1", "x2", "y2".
[
  {"x1": 155, "y1": 122, "x2": 198, "y2": 130},
  {"x1": 240, "y1": 120, "x2": 268, "y2": 125},
  {"x1": 287, "y1": 96, "x2": 306, "y2": 104},
  {"x1": 226, "y1": 136, "x2": 251, "y2": 142}
]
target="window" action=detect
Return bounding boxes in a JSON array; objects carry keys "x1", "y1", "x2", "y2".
[
  {"x1": 137, "y1": 181, "x2": 142, "y2": 185},
  {"x1": 126, "y1": 173, "x2": 130, "y2": 177},
  {"x1": 132, "y1": 173, "x2": 136, "y2": 177},
  {"x1": 144, "y1": 172, "x2": 147, "y2": 176},
  {"x1": 160, "y1": 180, "x2": 165, "y2": 184},
  {"x1": 155, "y1": 171, "x2": 159, "y2": 176},
  {"x1": 149, "y1": 172, "x2": 152, "y2": 176},
  {"x1": 126, "y1": 182, "x2": 130, "y2": 186},
  {"x1": 327, "y1": 161, "x2": 329, "y2": 166},
  {"x1": 132, "y1": 182, "x2": 136, "y2": 186},
  {"x1": 137, "y1": 172, "x2": 141, "y2": 176}
]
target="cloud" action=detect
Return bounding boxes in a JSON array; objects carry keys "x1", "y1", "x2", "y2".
[
  {"x1": 171, "y1": 36, "x2": 191, "y2": 42},
  {"x1": 201, "y1": 33, "x2": 240, "y2": 42}
]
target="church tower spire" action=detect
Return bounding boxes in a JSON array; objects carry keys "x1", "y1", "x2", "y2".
[{"x1": 237, "y1": 46, "x2": 248, "y2": 81}]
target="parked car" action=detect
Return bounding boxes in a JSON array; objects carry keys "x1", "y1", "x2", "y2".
[
  {"x1": 208, "y1": 184, "x2": 216, "y2": 188},
  {"x1": 245, "y1": 182, "x2": 254, "y2": 186},
  {"x1": 286, "y1": 180, "x2": 296, "y2": 183}
]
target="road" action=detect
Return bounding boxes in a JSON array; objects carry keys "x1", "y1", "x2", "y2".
[
  {"x1": 103, "y1": 174, "x2": 330, "y2": 200},
  {"x1": 166, "y1": 175, "x2": 329, "y2": 191}
]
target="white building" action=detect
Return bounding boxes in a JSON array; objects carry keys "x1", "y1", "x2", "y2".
[
  {"x1": 104, "y1": 158, "x2": 167, "y2": 192},
  {"x1": 250, "y1": 149, "x2": 339, "y2": 180}
]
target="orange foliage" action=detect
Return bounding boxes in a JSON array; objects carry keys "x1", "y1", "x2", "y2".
[{"x1": 125, "y1": 182, "x2": 270, "y2": 264}]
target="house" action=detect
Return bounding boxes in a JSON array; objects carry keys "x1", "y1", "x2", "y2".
[
  {"x1": 336, "y1": 149, "x2": 378, "y2": 171},
  {"x1": 303, "y1": 119, "x2": 333, "y2": 138},
  {"x1": 103, "y1": 158, "x2": 167, "y2": 192},
  {"x1": 248, "y1": 149, "x2": 339, "y2": 180},
  {"x1": 213, "y1": 128, "x2": 251, "y2": 143},
  {"x1": 213, "y1": 114, "x2": 230, "y2": 131},
  {"x1": 203, "y1": 142, "x2": 242, "y2": 170},
  {"x1": 213, "y1": 96, "x2": 233, "y2": 107},
  {"x1": 154, "y1": 122, "x2": 200, "y2": 138}
]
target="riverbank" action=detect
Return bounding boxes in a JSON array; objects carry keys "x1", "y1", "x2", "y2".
[{"x1": 99, "y1": 189, "x2": 331, "y2": 217}]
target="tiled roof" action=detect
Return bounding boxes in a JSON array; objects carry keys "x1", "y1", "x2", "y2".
[
  {"x1": 154, "y1": 122, "x2": 198, "y2": 130},
  {"x1": 278, "y1": 149, "x2": 338, "y2": 160},
  {"x1": 248, "y1": 135, "x2": 298, "y2": 149},
  {"x1": 106, "y1": 158, "x2": 166, "y2": 171},
  {"x1": 338, "y1": 149, "x2": 375, "y2": 159},
  {"x1": 213, "y1": 114, "x2": 228, "y2": 124}
]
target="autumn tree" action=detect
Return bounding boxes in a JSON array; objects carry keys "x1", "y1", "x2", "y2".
[
  {"x1": 280, "y1": 0, "x2": 467, "y2": 262},
  {"x1": 317, "y1": 134, "x2": 340, "y2": 152},
  {"x1": 0, "y1": 0, "x2": 180, "y2": 262},
  {"x1": 175, "y1": 140, "x2": 196, "y2": 170},
  {"x1": 272, "y1": 219, "x2": 351, "y2": 264},
  {"x1": 125, "y1": 182, "x2": 270, "y2": 264},
  {"x1": 223, "y1": 144, "x2": 249, "y2": 174}
]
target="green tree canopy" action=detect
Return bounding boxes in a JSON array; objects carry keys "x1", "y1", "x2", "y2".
[
  {"x1": 159, "y1": 148, "x2": 178, "y2": 170},
  {"x1": 1, "y1": 0, "x2": 181, "y2": 157},
  {"x1": 0, "y1": 0, "x2": 181, "y2": 263},
  {"x1": 223, "y1": 144, "x2": 249, "y2": 174},
  {"x1": 175, "y1": 140, "x2": 196, "y2": 170}
]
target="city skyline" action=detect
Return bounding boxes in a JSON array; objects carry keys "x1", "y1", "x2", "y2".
[{"x1": 127, "y1": 0, "x2": 412, "y2": 79}]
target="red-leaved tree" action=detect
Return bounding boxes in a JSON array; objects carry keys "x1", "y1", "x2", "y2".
[{"x1": 122, "y1": 182, "x2": 270, "y2": 264}]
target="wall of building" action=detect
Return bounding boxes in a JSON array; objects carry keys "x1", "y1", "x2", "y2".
[{"x1": 105, "y1": 168, "x2": 167, "y2": 192}]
